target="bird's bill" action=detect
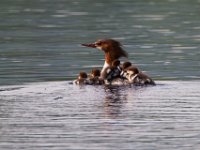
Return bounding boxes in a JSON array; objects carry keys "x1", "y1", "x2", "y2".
[{"x1": 81, "y1": 43, "x2": 96, "y2": 48}]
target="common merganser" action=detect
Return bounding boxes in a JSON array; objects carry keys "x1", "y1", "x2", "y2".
[
  {"x1": 82, "y1": 39, "x2": 155, "y2": 86},
  {"x1": 82, "y1": 39, "x2": 128, "y2": 77}
]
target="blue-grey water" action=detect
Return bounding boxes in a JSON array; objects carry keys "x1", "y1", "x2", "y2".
[{"x1": 0, "y1": 0, "x2": 200, "y2": 149}]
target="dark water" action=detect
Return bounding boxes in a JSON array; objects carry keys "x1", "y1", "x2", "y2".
[{"x1": 0, "y1": 0, "x2": 200, "y2": 149}]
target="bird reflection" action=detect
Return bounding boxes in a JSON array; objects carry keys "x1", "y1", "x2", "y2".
[{"x1": 103, "y1": 85, "x2": 128, "y2": 118}]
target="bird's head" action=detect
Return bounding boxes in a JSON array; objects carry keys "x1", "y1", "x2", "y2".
[{"x1": 82, "y1": 39, "x2": 128, "y2": 65}]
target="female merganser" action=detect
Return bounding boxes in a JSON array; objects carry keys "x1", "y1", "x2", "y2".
[
  {"x1": 82, "y1": 39, "x2": 155, "y2": 86},
  {"x1": 82, "y1": 39, "x2": 128, "y2": 77}
]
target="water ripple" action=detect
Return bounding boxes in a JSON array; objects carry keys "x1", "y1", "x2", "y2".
[{"x1": 0, "y1": 81, "x2": 200, "y2": 149}]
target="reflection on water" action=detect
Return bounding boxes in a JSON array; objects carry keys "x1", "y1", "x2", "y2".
[
  {"x1": 0, "y1": 81, "x2": 200, "y2": 150},
  {"x1": 103, "y1": 86, "x2": 128, "y2": 118}
]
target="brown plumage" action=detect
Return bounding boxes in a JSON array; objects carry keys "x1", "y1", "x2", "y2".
[
  {"x1": 90, "y1": 68, "x2": 101, "y2": 77},
  {"x1": 78, "y1": 72, "x2": 87, "y2": 79},
  {"x1": 134, "y1": 72, "x2": 156, "y2": 85},
  {"x1": 82, "y1": 39, "x2": 155, "y2": 85},
  {"x1": 82, "y1": 39, "x2": 128, "y2": 66},
  {"x1": 74, "y1": 71, "x2": 88, "y2": 85},
  {"x1": 121, "y1": 61, "x2": 132, "y2": 70},
  {"x1": 89, "y1": 68, "x2": 104, "y2": 85},
  {"x1": 121, "y1": 61, "x2": 139, "y2": 75}
]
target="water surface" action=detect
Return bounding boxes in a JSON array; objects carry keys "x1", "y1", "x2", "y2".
[
  {"x1": 1, "y1": 81, "x2": 200, "y2": 150},
  {"x1": 0, "y1": 0, "x2": 200, "y2": 85},
  {"x1": 0, "y1": 0, "x2": 200, "y2": 149}
]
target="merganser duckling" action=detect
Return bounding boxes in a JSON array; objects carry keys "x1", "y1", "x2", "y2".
[
  {"x1": 89, "y1": 68, "x2": 104, "y2": 85},
  {"x1": 120, "y1": 61, "x2": 140, "y2": 82},
  {"x1": 134, "y1": 72, "x2": 156, "y2": 85},
  {"x1": 73, "y1": 71, "x2": 89, "y2": 85},
  {"x1": 101, "y1": 59, "x2": 122, "y2": 84},
  {"x1": 121, "y1": 61, "x2": 155, "y2": 85},
  {"x1": 82, "y1": 39, "x2": 128, "y2": 78}
]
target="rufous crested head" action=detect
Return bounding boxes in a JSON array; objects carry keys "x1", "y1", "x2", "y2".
[{"x1": 82, "y1": 39, "x2": 128, "y2": 65}]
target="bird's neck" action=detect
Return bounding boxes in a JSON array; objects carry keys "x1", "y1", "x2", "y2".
[
  {"x1": 104, "y1": 46, "x2": 127, "y2": 65},
  {"x1": 105, "y1": 52, "x2": 119, "y2": 66}
]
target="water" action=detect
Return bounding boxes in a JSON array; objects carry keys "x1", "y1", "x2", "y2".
[
  {"x1": 0, "y1": 0, "x2": 200, "y2": 149},
  {"x1": 0, "y1": 81, "x2": 200, "y2": 150},
  {"x1": 0, "y1": 0, "x2": 200, "y2": 85}
]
